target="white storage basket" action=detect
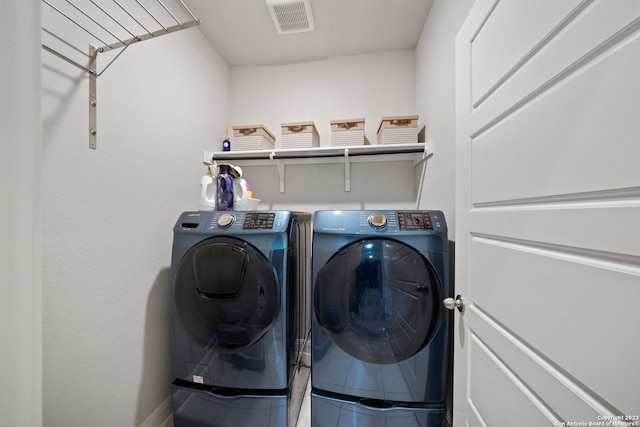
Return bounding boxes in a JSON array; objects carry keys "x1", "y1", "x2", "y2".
[
  {"x1": 232, "y1": 125, "x2": 275, "y2": 151},
  {"x1": 280, "y1": 121, "x2": 319, "y2": 149},
  {"x1": 330, "y1": 118, "x2": 369, "y2": 147},
  {"x1": 377, "y1": 115, "x2": 419, "y2": 145}
]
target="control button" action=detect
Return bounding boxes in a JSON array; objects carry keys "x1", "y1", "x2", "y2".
[
  {"x1": 368, "y1": 213, "x2": 388, "y2": 229},
  {"x1": 217, "y1": 213, "x2": 235, "y2": 228}
]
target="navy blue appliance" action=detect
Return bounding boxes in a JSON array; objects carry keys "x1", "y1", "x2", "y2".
[
  {"x1": 170, "y1": 210, "x2": 311, "y2": 426},
  {"x1": 311, "y1": 210, "x2": 450, "y2": 426}
]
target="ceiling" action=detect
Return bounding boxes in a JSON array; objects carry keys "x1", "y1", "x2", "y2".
[{"x1": 182, "y1": 0, "x2": 434, "y2": 67}]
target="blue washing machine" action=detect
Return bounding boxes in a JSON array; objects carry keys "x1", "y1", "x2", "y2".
[
  {"x1": 170, "y1": 210, "x2": 311, "y2": 427},
  {"x1": 311, "y1": 210, "x2": 450, "y2": 427}
]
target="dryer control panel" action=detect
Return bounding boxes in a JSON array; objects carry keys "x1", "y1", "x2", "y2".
[
  {"x1": 397, "y1": 212, "x2": 433, "y2": 230},
  {"x1": 243, "y1": 212, "x2": 276, "y2": 229},
  {"x1": 313, "y1": 210, "x2": 446, "y2": 235},
  {"x1": 366, "y1": 212, "x2": 433, "y2": 230}
]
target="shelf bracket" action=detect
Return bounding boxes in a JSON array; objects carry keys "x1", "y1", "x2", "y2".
[
  {"x1": 270, "y1": 152, "x2": 286, "y2": 193},
  {"x1": 89, "y1": 44, "x2": 98, "y2": 149},
  {"x1": 343, "y1": 148, "x2": 351, "y2": 192},
  {"x1": 415, "y1": 140, "x2": 434, "y2": 209}
]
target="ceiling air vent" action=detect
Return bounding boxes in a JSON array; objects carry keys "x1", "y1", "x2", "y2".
[{"x1": 266, "y1": 0, "x2": 315, "y2": 34}]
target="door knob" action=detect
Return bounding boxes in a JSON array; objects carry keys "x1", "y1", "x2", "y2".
[{"x1": 443, "y1": 295, "x2": 465, "y2": 312}]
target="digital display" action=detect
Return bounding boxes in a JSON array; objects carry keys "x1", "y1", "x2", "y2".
[
  {"x1": 397, "y1": 212, "x2": 433, "y2": 230},
  {"x1": 243, "y1": 213, "x2": 275, "y2": 230}
]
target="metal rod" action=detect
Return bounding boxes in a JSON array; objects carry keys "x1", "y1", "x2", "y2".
[
  {"x1": 134, "y1": 0, "x2": 169, "y2": 33},
  {"x1": 156, "y1": 0, "x2": 183, "y2": 27},
  {"x1": 64, "y1": 0, "x2": 125, "y2": 45},
  {"x1": 176, "y1": 0, "x2": 198, "y2": 22},
  {"x1": 43, "y1": 37, "x2": 132, "y2": 79},
  {"x1": 42, "y1": 0, "x2": 201, "y2": 70},
  {"x1": 89, "y1": 0, "x2": 136, "y2": 39},
  {"x1": 95, "y1": 42, "x2": 132, "y2": 76},
  {"x1": 42, "y1": 43, "x2": 93, "y2": 74},
  {"x1": 99, "y1": 19, "x2": 198, "y2": 52},
  {"x1": 111, "y1": 0, "x2": 153, "y2": 36},
  {"x1": 42, "y1": 0, "x2": 111, "y2": 46},
  {"x1": 42, "y1": 27, "x2": 89, "y2": 58}
]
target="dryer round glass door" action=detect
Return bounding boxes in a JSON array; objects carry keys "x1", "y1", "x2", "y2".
[
  {"x1": 314, "y1": 238, "x2": 443, "y2": 364},
  {"x1": 173, "y1": 236, "x2": 279, "y2": 352}
]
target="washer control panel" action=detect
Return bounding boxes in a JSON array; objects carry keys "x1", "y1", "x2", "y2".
[
  {"x1": 217, "y1": 213, "x2": 235, "y2": 228},
  {"x1": 243, "y1": 212, "x2": 276, "y2": 230},
  {"x1": 197, "y1": 211, "x2": 290, "y2": 233},
  {"x1": 398, "y1": 212, "x2": 433, "y2": 230},
  {"x1": 367, "y1": 213, "x2": 388, "y2": 229}
]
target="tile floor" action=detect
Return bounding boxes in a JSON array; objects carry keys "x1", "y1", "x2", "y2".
[{"x1": 295, "y1": 377, "x2": 312, "y2": 426}]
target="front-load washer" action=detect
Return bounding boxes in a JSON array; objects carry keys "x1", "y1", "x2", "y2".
[
  {"x1": 311, "y1": 210, "x2": 450, "y2": 427},
  {"x1": 170, "y1": 210, "x2": 311, "y2": 427}
]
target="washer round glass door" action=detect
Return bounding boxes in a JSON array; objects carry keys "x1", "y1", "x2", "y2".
[
  {"x1": 173, "y1": 236, "x2": 279, "y2": 352},
  {"x1": 314, "y1": 238, "x2": 443, "y2": 364}
]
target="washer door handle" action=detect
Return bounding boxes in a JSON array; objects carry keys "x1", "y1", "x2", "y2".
[
  {"x1": 443, "y1": 295, "x2": 465, "y2": 312},
  {"x1": 415, "y1": 284, "x2": 429, "y2": 293}
]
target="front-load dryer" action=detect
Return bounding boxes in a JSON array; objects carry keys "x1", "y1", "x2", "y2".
[
  {"x1": 170, "y1": 210, "x2": 311, "y2": 427},
  {"x1": 311, "y1": 210, "x2": 450, "y2": 427}
]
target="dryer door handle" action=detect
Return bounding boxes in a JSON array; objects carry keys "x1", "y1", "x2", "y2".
[{"x1": 443, "y1": 295, "x2": 465, "y2": 312}]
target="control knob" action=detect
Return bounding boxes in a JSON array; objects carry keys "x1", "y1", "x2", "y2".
[
  {"x1": 217, "y1": 213, "x2": 235, "y2": 228},
  {"x1": 367, "y1": 213, "x2": 387, "y2": 229}
]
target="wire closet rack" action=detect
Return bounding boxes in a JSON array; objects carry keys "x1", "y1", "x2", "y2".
[{"x1": 41, "y1": 0, "x2": 200, "y2": 149}]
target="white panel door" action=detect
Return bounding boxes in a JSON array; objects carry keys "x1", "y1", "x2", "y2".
[{"x1": 454, "y1": 1, "x2": 640, "y2": 426}]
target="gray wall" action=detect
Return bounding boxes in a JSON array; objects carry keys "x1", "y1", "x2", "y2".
[
  {"x1": 1, "y1": 1, "x2": 43, "y2": 426},
  {"x1": 41, "y1": 27, "x2": 230, "y2": 426},
  {"x1": 415, "y1": 0, "x2": 476, "y2": 236},
  {"x1": 229, "y1": 50, "x2": 420, "y2": 213}
]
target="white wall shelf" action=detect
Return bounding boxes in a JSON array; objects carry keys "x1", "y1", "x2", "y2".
[{"x1": 204, "y1": 143, "x2": 433, "y2": 205}]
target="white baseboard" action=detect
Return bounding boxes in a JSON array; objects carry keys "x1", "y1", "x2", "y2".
[{"x1": 138, "y1": 395, "x2": 173, "y2": 427}]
